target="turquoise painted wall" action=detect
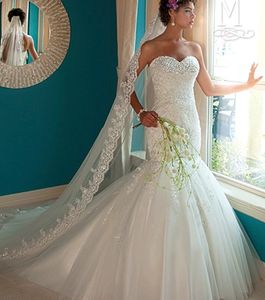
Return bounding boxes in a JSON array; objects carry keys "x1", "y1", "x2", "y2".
[
  {"x1": 0, "y1": 0, "x2": 117, "y2": 196},
  {"x1": 235, "y1": 210, "x2": 265, "y2": 262}
]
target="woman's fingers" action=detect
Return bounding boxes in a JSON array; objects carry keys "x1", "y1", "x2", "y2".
[
  {"x1": 250, "y1": 62, "x2": 258, "y2": 71},
  {"x1": 150, "y1": 111, "x2": 159, "y2": 119},
  {"x1": 249, "y1": 63, "x2": 258, "y2": 77},
  {"x1": 142, "y1": 112, "x2": 156, "y2": 122},
  {"x1": 256, "y1": 75, "x2": 263, "y2": 83},
  {"x1": 140, "y1": 111, "x2": 158, "y2": 127},
  {"x1": 247, "y1": 63, "x2": 263, "y2": 87}
]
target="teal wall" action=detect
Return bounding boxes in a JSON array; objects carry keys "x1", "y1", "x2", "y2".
[
  {"x1": 235, "y1": 210, "x2": 265, "y2": 262},
  {"x1": 0, "y1": 0, "x2": 117, "y2": 196}
]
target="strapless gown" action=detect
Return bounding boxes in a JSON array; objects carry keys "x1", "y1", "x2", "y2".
[{"x1": 0, "y1": 56, "x2": 263, "y2": 300}]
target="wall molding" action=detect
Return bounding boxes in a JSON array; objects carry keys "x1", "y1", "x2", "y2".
[{"x1": 0, "y1": 185, "x2": 66, "y2": 209}]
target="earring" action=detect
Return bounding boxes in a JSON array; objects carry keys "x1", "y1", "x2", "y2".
[{"x1": 171, "y1": 20, "x2": 176, "y2": 26}]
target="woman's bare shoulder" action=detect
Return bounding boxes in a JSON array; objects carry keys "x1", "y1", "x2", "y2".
[
  {"x1": 23, "y1": 33, "x2": 33, "y2": 42},
  {"x1": 141, "y1": 37, "x2": 165, "y2": 58},
  {"x1": 142, "y1": 38, "x2": 159, "y2": 51},
  {"x1": 184, "y1": 40, "x2": 202, "y2": 53},
  {"x1": 182, "y1": 40, "x2": 204, "y2": 61}
]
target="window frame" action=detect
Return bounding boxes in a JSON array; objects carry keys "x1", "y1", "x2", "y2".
[{"x1": 205, "y1": 0, "x2": 265, "y2": 199}]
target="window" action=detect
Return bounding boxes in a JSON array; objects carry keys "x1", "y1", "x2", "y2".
[{"x1": 209, "y1": 0, "x2": 265, "y2": 192}]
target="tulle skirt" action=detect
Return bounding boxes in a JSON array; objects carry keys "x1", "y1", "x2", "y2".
[{"x1": 1, "y1": 157, "x2": 262, "y2": 300}]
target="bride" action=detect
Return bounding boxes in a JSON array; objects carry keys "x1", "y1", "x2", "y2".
[
  {"x1": 0, "y1": 8, "x2": 39, "y2": 66},
  {"x1": 0, "y1": 1, "x2": 264, "y2": 299}
]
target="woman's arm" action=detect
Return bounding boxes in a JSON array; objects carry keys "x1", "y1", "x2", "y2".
[
  {"x1": 194, "y1": 43, "x2": 263, "y2": 97},
  {"x1": 28, "y1": 36, "x2": 39, "y2": 60},
  {"x1": 130, "y1": 42, "x2": 158, "y2": 127}
]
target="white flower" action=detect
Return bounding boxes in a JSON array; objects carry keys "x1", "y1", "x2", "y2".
[
  {"x1": 184, "y1": 149, "x2": 190, "y2": 157},
  {"x1": 166, "y1": 151, "x2": 175, "y2": 161},
  {"x1": 172, "y1": 133, "x2": 182, "y2": 143},
  {"x1": 179, "y1": 128, "x2": 186, "y2": 135}
]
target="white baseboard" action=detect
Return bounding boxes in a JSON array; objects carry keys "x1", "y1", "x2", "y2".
[{"x1": 0, "y1": 185, "x2": 67, "y2": 209}]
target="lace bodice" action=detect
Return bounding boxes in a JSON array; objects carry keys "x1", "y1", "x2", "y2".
[
  {"x1": 149, "y1": 55, "x2": 199, "y2": 102},
  {"x1": 146, "y1": 55, "x2": 201, "y2": 156}
]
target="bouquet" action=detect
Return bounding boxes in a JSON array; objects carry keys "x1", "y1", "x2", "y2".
[{"x1": 156, "y1": 116, "x2": 199, "y2": 191}]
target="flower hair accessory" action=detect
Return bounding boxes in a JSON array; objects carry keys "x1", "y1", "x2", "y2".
[{"x1": 167, "y1": 0, "x2": 179, "y2": 10}]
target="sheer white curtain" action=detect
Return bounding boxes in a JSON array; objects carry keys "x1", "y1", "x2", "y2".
[
  {"x1": 115, "y1": 0, "x2": 138, "y2": 175},
  {"x1": 146, "y1": 0, "x2": 159, "y2": 26},
  {"x1": 116, "y1": 0, "x2": 138, "y2": 78}
]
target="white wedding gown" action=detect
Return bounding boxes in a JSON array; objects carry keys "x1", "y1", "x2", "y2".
[{"x1": 0, "y1": 55, "x2": 263, "y2": 300}]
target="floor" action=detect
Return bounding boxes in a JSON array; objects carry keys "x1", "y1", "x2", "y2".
[
  {"x1": 0, "y1": 273, "x2": 265, "y2": 300},
  {"x1": 0, "y1": 274, "x2": 59, "y2": 300}
]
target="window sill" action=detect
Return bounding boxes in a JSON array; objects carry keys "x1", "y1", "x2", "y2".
[{"x1": 219, "y1": 180, "x2": 265, "y2": 223}]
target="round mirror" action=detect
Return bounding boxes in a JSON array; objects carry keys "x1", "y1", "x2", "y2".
[{"x1": 0, "y1": 0, "x2": 70, "y2": 88}]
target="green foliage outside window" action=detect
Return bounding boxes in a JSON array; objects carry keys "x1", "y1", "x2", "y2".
[{"x1": 211, "y1": 139, "x2": 265, "y2": 190}]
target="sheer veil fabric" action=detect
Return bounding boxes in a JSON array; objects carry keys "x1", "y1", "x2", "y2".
[
  {"x1": 0, "y1": 16, "x2": 27, "y2": 66},
  {"x1": 0, "y1": 16, "x2": 164, "y2": 268},
  {"x1": 0, "y1": 12, "x2": 264, "y2": 300}
]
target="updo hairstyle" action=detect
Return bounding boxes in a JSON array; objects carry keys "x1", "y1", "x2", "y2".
[
  {"x1": 8, "y1": 8, "x2": 26, "y2": 25},
  {"x1": 159, "y1": 0, "x2": 196, "y2": 26}
]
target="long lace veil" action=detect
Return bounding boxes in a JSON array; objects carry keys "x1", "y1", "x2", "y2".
[
  {"x1": 0, "y1": 16, "x2": 166, "y2": 267},
  {"x1": 0, "y1": 16, "x2": 27, "y2": 66}
]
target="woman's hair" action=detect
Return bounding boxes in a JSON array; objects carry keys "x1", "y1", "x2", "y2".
[
  {"x1": 159, "y1": 0, "x2": 196, "y2": 26},
  {"x1": 8, "y1": 8, "x2": 26, "y2": 25}
]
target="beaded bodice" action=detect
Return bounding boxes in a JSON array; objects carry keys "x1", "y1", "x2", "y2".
[{"x1": 146, "y1": 55, "x2": 201, "y2": 155}]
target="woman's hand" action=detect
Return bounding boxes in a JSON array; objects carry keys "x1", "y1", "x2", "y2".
[
  {"x1": 139, "y1": 111, "x2": 158, "y2": 127},
  {"x1": 247, "y1": 63, "x2": 263, "y2": 88}
]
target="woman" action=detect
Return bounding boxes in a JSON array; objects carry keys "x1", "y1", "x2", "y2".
[
  {"x1": 0, "y1": 8, "x2": 39, "y2": 66},
  {"x1": 0, "y1": 1, "x2": 264, "y2": 299}
]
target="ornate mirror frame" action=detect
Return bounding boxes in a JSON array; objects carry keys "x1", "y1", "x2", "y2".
[{"x1": 0, "y1": 0, "x2": 70, "y2": 89}]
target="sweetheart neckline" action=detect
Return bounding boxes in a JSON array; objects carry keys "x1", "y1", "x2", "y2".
[{"x1": 149, "y1": 55, "x2": 199, "y2": 67}]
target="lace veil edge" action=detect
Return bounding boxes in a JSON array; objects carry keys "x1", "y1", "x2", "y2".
[{"x1": 0, "y1": 15, "x2": 165, "y2": 264}]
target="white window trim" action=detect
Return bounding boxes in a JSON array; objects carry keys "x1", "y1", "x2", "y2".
[{"x1": 218, "y1": 178, "x2": 265, "y2": 223}]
